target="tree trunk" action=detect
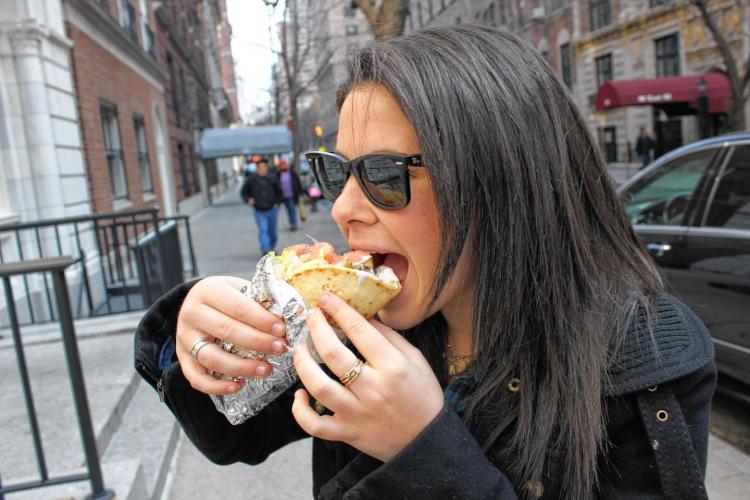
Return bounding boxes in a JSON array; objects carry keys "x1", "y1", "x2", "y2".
[
  {"x1": 354, "y1": 0, "x2": 409, "y2": 39},
  {"x1": 730, "y1": 88, "x2": 747, "y2": 130}
]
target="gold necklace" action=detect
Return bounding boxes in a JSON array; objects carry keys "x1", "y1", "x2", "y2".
[{"x1": 446, "y1": 342, "x2": 473, "y2": 378}]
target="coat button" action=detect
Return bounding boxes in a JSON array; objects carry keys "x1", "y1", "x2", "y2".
[
  {"x1": 656, "y1": 410, "x2": 669, "y2": 422},
  {"x1": 508, "y1": 378, "x2": 521, "y2": 393}
]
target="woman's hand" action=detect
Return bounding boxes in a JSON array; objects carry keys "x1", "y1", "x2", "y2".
[
  {"x1": 291, "y1": 293, "x2": 444, "y2": 462},
  {"x1": 175, "y1": 276, "x2": 288, "y2": 395}
]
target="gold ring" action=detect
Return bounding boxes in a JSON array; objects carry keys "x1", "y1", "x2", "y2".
[
  {"x1": 189, "y1": 338, "x2": 213, "y2": 362},
  {"x1": 339, "y1": 358, "x2": 365, "y2": 387}
]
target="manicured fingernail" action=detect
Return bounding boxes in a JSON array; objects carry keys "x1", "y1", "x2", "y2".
[
  {"x1": 256, "y1": 365, "x2": 268, "y2": 376},
  {"x1": 272, "y1": 322, "x2": 284, "y2": 336},
  {"x1": 272, "y1": 340, "x2": 285, "y2": 353},
  {"x1": 318, "y1": 294, "x2": 330, "y2": 306},
  {"x1": 228, "y1": 384, "x2": 240, "y2": 393}
]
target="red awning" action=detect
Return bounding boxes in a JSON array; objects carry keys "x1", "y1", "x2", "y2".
[{"x1": 595, "y1": 73, "x2": 731, "y2": 114}]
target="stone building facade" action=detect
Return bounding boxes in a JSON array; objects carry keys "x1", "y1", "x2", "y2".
[{"x1": 0, "y1": 0, "x2": 89, "y2": 226}]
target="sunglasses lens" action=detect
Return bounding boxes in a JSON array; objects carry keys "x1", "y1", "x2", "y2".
[
  {"x1": 361, "y1": 157, "x2": 408, "y2": 208},
  {"x1": 313, "y1": 156, "x2": 347, "y2": 200}
]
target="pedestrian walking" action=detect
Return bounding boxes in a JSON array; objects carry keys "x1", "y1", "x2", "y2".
[
  {"x1": 276, "y1": 159, "x2": 303, "y2": 231},
  {"x1": 635, "y1": 126, "x2": 655, "y2": 169},
  {"x1": 240, "y1": 158, "x2": 281, "y2": 254},
  {"x1": 136, "y1": 25, "x2": 714, "y2": 499}
]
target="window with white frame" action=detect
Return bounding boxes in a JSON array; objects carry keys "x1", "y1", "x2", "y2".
[
  {"x1": 100, "y1": 103, "x2": 129, "y2": 200},
  {"x1": 133, "y1": 115, "x2": 153, "y2": 193}
]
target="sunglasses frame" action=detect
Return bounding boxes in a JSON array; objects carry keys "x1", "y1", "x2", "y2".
[{"x1": 304, "y1": 151, "x2": 424, "y2": 210}]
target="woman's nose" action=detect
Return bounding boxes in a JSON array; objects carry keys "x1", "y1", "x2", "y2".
[{"x1": 331, "y1": 175, "x2": 377, "y2": 226}]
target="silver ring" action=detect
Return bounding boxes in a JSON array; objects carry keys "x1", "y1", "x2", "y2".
[{"x1": 189, "y1": 338, "x2": 213, "y2": 362}]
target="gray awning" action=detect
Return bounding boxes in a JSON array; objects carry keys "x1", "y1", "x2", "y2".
[{"x1": 198, "y1": 125, "x2": 292, "y2": 159}]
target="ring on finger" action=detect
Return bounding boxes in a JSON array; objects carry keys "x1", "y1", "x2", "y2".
[
  {"x1": 339, "y1": 358, "x2": 365, "y2": 387},
  {"x1": 189, "y1": 338, "x2": 213, "y2": 362}
]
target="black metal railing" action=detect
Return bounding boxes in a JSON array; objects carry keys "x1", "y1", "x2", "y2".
[
  {"x1": 0, "y1": 206, "x2": 197, "y2": 327},
  {"x1": 0, "y1": 257, "x2": 114, "y2": 499}
]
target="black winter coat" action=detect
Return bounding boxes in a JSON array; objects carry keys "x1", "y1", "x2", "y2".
[
  {"x1": 134, "y1": 282, "x2": 716, "y2": 499},
  {"x1": 240, "y1": 174, "x2": 282, "y2": 211}
]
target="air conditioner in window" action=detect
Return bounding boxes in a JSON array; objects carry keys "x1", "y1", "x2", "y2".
[{"x1": 532, "y1": 6, "x2": 545, "y2": 20}]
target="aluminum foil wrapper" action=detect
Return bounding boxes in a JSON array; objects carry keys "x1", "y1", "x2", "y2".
[{"x1": 209, "y1": 254, "x2": 315, "y2": 425}]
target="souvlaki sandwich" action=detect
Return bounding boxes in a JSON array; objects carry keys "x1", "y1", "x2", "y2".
[{"x1": 270, "y1": 241, "x2": 402, "y2": 320}]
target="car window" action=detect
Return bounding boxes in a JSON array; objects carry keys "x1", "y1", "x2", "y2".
[
  {"x1": 623, "y1": 149, "x2": 716, "y2": 226},
  {"x1": 703, "y1": 145, "x2": 750, "y2": 230}
]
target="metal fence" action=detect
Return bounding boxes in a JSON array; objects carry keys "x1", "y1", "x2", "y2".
[
  {"x1": 0, "y1": 257, "x2": 114, "y2": 499},
  {"x1": 0, "y1": 206, "x2": 197, "y2": 326}
]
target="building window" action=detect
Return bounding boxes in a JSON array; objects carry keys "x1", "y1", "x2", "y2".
[
  {"x1": 498, "y1": 0, "x2": 506, "y2": 24},
  {"x1": 650, "y1": 0, "x2": 672, "y2": 7},
  {"x1": 343, "y1": 6, "x2": 355, "y2": 17},
  {"x1": 655, "y1": 34, "x2": 680, "y2": 77},
  {"x1": 418, "y1": 2, "x2": 423, "y2": 26},
  {"x1": 589, "y1": 0, "x2": 611, "y2": 31},
  {"x1": 600, "y1": 126, "x2": 618, "y2": 162},
  {"x1": 595, "y1": 53, "x2": 613, "y2": 88},
  {"x1": 177, "y1": 143, "x2": 192, "y2": 197},
  {"x1": 100, "y1": 103, "x2": 129, "y2": 200},
  {"x1": 428, "y1": 0, "x2": 434, "y2": 19},
  {"x1": 560, "y1": 43, "x2": 572, "y2": 88},
  {"x1": 133, "y1": 116, "x2": 153, "y2": 193},
  {"x1": 119, "y1": 0, "x2": 137, "y2": 40},
  {"x1": 345, "y1": 25, "x2": 358, "y2": 36}
]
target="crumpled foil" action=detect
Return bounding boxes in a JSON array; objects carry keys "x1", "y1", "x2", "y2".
[{"x1": 209, "y1": 254, "x2": 314, "y2": 425}]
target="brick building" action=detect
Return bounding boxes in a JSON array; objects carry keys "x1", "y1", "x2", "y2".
[
  {"x1": 155, "y1": 0, "x2": 215, "y2": 213},
  {"x1": 66, "y1": 0, "x2": 172, "y2": 214}
]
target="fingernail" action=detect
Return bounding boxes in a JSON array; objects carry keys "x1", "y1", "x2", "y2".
[
  {"x1": 272, "y1": 322, "x2": 284, "y2": 336},
  {"x1": 318, "y1": 294, "x2": 330, "y2": 306},
  {"x1": 256, "y1": 365, "x2": 268, "y2": 377},
  {"x1": 272, "y1": 340, "x2": 285, "y2": 353}
]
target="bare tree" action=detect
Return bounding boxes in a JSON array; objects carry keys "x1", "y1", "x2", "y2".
[
  {"x1": 279, "y1": 0, "x2": 333, "y2": 168},
  {"x1": 690, "y1": 0, "x2": 749, "y2": 130},
  {"x1": 352, "y1": 0, "x2": 409, "y2": 39}
]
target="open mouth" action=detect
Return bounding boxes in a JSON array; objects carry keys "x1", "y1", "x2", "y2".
[
  {"x1": 381, "y1": 253, "x2": 409, "y2": 285},
  {"x1": 372, "y1": 252, "x2": 387, "y2": 268}
]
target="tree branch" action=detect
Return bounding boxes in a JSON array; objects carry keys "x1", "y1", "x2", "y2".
[{"x1": 690, "y1": 0, "x2": 742, "y2": 89}]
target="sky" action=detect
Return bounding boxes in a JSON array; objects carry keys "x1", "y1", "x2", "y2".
[{"x1": 226, "y1": 0, "x2": 285, "y2": 123}]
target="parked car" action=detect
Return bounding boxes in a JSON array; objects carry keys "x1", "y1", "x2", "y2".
[{"x1": 619, "y1": 132, "x2": 750, "y2": 387}]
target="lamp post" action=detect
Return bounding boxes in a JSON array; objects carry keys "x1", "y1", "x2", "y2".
[{"x1": 262, "y1": 0, "x2": 279, "y2": 123}]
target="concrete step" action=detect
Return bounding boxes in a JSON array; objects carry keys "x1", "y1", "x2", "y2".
[{"x1": 102, "y1": 380, "x2": 180, "y2": 500}]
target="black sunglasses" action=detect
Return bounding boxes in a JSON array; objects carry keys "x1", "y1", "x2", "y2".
[{"x1": 304, "y1": 151, "x2": 424, "y2": 210}]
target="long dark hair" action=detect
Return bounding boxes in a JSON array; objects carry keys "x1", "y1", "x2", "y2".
[{"x1": 337, "y1": 25, "x2": 664, "y2": 498}]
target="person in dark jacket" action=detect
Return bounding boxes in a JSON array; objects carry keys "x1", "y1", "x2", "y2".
[
  {"x1": 636, "y1": 126, "x2": 655, "y2": 168},
  {"x1": 135, "y1": 26, "x2": 715, "y2": 499},
  {"x1": 276, "y1": 159, "x2": 303, "y2": 230},
  {"x1": 240, "y1": 158, "x2": 282, "y2": 254}
]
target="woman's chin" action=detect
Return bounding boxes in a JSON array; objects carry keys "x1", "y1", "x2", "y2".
[{"x1": 377, "y1": 296, "x2": 421, "y2": 331}]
